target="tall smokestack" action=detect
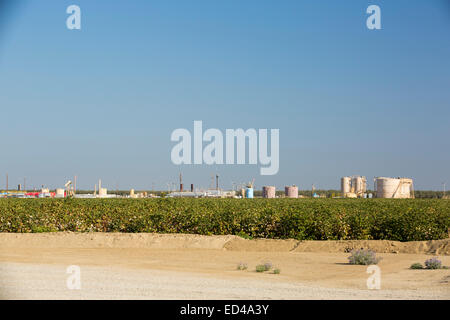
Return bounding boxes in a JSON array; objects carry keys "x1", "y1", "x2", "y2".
[
  {"x1": 191, "y1": 184, "x2": 194, "y2": 192},
  {"x1": 180, "y1": 184, "x2": 183, "y2": 192}
]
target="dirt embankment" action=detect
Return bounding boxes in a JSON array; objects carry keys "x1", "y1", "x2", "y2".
[{"x1": 0, "y1": 233, "x2": 449, "y2": 255}]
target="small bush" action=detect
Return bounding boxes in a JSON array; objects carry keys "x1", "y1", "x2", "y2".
[
  {"x1": 348, "y1": 249, "x2": 381, "y2": 265},
  {"x1": 410, "y1": 263, "x2": 424, "y2": 269},
  {"x1": 425, "y1": 257, "x2": 442, "y2": 269},
  {"x1": 263, "y1": 262, "x2": 273, "y2": 271},
  {"x1": 273, "y1": 268, "x2": 281, "y2": 274},
  {"x1": 256, "y1": 265, "x2": 266, "y2": 273},
  {"x1": 237, "y1": 262, "x2": 248, "y2": 270}
]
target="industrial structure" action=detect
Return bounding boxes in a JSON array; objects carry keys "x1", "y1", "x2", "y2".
[
  {"x1": 375, "y1": 177, "x2": 414, "y2": 199},
  {"x1": 285, "y1": 185, "x2": 298, "y2": 198},
  {"x1": 0, "y1": 171, "x2": 419, "y2": 200},
  {"x1": 262, "y1": 186, "x2": 276, "y2": 198},
  {"x1": 341, "y1": 176, "x2": 367, "y2": 198}
]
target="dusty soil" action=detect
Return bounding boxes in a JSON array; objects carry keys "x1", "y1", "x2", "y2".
[{"x1": 0, "y1": 233, "x2": 449, "y2": 300}]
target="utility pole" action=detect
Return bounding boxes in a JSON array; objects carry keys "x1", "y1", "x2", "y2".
[
  {"x1": 216, "y1": 174, "x2": 219, "y2": 191},
  {"x1": 443, "y1": 182, "x2": 446, "y2": 199}
]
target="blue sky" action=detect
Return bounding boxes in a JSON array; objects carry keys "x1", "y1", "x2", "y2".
[{"x1": 0, "y1": 0, "x2": 449, "y2": 191}]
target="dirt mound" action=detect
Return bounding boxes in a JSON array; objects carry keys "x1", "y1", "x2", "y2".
[
  {"x1": 222, "y1": 238, "x2": 298, "y2": 252},
  {"x1": 0, "y1": 232, "x2": 236, "y2": 250},
  {"x1": 223, "y1": 238, "x2": 450, "y2": 255},
  {"x1": 0, "y1": 233, "x2": 448, "y2": 255},
  {"x1": 290, "y1": 239, "x2": 450, "y2": 255}
]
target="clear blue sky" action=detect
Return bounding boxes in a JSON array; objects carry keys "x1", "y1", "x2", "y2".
[{"x1": 0, "y1": 0, "x2": 449, "y2": 191}]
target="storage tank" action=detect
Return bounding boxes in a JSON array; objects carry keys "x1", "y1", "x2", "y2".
[
  {"x1": 99, "y1": 188, "x2": 107, "y2": 197},
  {"x1": 352, "y1": 176, "x2": 367, "y2": 194},
  {"x1": 262, "y1": 186, "x2": 276, "y2": 198},
  {"x1": 245, "y1": 187, "x2": 254, "y2": 199},
  {"x1": 376, "y1": 177, "x2": 413, "y2": 198},
  {"x1": 285, "y1": 186, "x2": 298, "y2": 198},
  {"x1": 55, "y1": 188, "x2": 65, "y2": 198},
  {"x1": 341, "y1": 177, "x2": 351, "y2": 194}
]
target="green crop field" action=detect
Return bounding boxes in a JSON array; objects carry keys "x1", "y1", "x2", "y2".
[{"x1": 0, "y1": 198, "x2": 449, "y2": 241}]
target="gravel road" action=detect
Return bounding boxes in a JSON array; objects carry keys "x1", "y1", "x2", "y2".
[{"x1": 1, "y1": 262, "x2": 448, "y2": 300}]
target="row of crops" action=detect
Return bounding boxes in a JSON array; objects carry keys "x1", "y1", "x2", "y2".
[{"x1": 0, "y1": 198, "x2": 449, "y2": 241}]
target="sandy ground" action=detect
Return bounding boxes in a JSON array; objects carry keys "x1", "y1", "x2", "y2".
[{"x1": 0, "y1": 233, "x2": 449, "y2": 300}]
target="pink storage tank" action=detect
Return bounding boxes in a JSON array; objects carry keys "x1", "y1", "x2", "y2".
[
  {"x1": 262, "y1": 186, "x2": 276, "y2": 198},
  {"x1": 285, "y1": 186, "x2": 298, "y2": 198}
]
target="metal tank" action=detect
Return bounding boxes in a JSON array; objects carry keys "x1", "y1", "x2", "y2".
[
  {"x1": 99, "y1": 188, "x2": 107, "y2": 197},
  {"x1": 376, "y1": 177, "x2": 413, "y2": 198},
  {"x1": 245, "y1": 187, "x2": 254, "y2": 199},
  {"x1": 285, "y1": 186, "x2": 298, "y2": 198},
  {"x1": 352, "y1": 176, "x2": 367, "y2": 194},
  {"x1": 341, "y1": 177, "x2": 351, "y2": 195},
  {"x1": 262, "y1": 186, "x2": 276, "y2": 198},
  {"x1": 55, "y1": 188, "x2": 65, "y2": 198}
]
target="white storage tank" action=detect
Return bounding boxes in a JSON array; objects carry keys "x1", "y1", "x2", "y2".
[
  {"x1": 376, "y1": 177, "x2": 413, "y2": 198},
  {"x1": 99, "y1": 188, "x2": 107, "y2": 197},
  {"x1": 55, "y1": 188, "x2": 65, "y2": 198},
  {"x1": 341, "y1": 177, "x2": 351, "y2": 194},
  {"x1": 352, "y1": 176, "x2": 367, "y2": 194}
]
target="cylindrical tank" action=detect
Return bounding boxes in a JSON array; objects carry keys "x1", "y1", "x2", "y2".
[
  {"x1": 341, "y1": 177, "x2": 351, "y2": 194},
  {"x1": 262, "y1": 186, "x2": 276, "y2": 198},
  {"x1": 56, "y1": 188, "x2": 65, "y2": 198},
  {"x1": 245, "y1": 187, "x2": 254, "y2": 199},
  {"x1": 376, "y1": 177, "x2": 412, "y2": 198},
  {"x1": 353, "y1": 176, "x2": 361, "y2": 193},
  {"x1": 399, "y1": 179, "x2": 413, "y2": 198},
  {"x1": 352, "y1": 176, "x2": 367, "y2": 195},
  {"x1": 285, "y1": 186, "x2": 298, "y2": 198},
  {"x1": 99, "y1": 188, "x2": 107, "y2": 197}
]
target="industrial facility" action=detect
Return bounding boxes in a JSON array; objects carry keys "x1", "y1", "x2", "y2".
[
  {"x1": 340, "y1": 176, "x2": 414, "y2": 199},
  {"x1": 0, "y1": 171, "x2": 422, "y2": 200},
  {"x1": 341, "y1": 176, "x2": 367, "y2": 198}
]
